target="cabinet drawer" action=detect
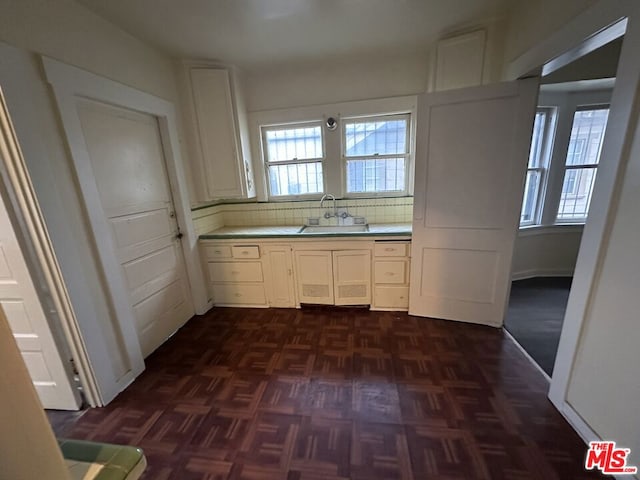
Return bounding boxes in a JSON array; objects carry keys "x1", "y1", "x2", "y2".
[
  {"x1": 374, "y1": 286, "x2": 409, "y2": 309},
  {"x1": 208, "y1": 262, "x2": 263, "y2": 283},
  {"x1": 203, "y1": 244, "x2": 232, "y2": 260},
  {"x1": 232, "y1": 245, "x2": 260, "y2": 259},
  {"x1": 212, "y1": 284, "x2": 266, "y2": 305},
  {"x1": 374, "y1": 243, "x2": 408, "y2": 257},
  {"x1": 374, "y1": 260, "x2": 408, "y2": 284}
]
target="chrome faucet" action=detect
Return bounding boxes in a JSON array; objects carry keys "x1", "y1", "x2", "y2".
[{"x1": 320, "y1": 193, "x2": 337, "y2": 219}]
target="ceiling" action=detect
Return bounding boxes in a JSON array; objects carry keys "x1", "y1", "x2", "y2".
[{"x1": 77, "y1": 0, "x2": 514, "y2": 69}]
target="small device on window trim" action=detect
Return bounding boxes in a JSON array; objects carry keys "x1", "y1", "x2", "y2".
[{"x1": 326, "y1": 117, "x2": 337, "y2": 131}]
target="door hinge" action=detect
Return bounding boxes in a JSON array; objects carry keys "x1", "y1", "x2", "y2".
[{"x1": 69, "y1": 357, "x2": 79, "y2": 375}]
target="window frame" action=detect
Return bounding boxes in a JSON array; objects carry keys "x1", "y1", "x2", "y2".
[
  {"x1": 341, "y1": 113, "x2": 412, "y2": 198},
  {"x1": 520, "y1": 107, "x2": 557, "y2": 227},
  {"x1": 261, "y1": 120, "x2": 326, "y2": 200},
  {"x1": 556, "y1": 104, "x2": 610, "y2": 223}
]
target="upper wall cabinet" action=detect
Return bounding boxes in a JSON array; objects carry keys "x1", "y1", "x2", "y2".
[
  {"x1": 189, "y1": 68, "x2": 255, "y2": 200},
  {"x1": 434, "y1": 29, "x2": 487, "y2": 91}
]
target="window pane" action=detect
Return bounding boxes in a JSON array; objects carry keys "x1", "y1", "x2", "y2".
[
  {"x1": 344, "y1": 118, "x2": 408, "y2": 157},
  {"x1": 565, "y1": 109, "x2": 609, "y2": 166},
  {"x1": 268, "y1": 162, "x2": 323, "y2": 196},
  {"x1": 265, "y1": 125, "x2": 322, "y2": 162},
  {"x1": 528, "y1": 110, "x2": 548, "y2": 168},
  {"x1": 520, "y1": 170, "x2": 541, "y2": 224},
  {"x1": 557, "y1": 167, "x2": 597, "y2": 220},
  {"x1": 346, "y1": 158, "x2": 405, "y2": 193}
]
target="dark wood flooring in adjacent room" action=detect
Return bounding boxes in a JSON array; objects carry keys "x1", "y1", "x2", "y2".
[
  {"x1": 63, "y1": 307, "x2": 606, "y2": 479},
  {"x1": 504, "y1": 277, "x2": 573, "y2": 376}
]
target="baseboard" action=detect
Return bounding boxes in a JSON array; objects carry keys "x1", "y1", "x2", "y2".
[
  {"x1": 554, "y1": 402, "x2": 636, "y2": 480},
  {"x1": 561, "y1": 402, "x2": 600, "y2": 445},
  {"x1": 512, "y1": 269, "x2": 574, "y2": 281}
]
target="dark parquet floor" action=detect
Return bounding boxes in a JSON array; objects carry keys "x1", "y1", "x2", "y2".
[{"x1": 64, "y1": 307, "x2": 608, "y2": 479}]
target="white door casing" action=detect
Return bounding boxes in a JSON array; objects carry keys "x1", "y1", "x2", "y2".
[
  {"x1": 44, "y1": 57, "x2": 207, "y2": 405},
  {"x1": 409, "y1": 80, "x2": 539, "y2": 326},
  {"x1": 76, "y1": 100, "x2": 194, "y2": 358},
  {"x1": 0, "y1": 194, "x2": 80, "y2": 409}
]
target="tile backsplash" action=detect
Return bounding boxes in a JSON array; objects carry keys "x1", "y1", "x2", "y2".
[{"x1": 192, "y1": 197, "x2": 414, "y2": 235}]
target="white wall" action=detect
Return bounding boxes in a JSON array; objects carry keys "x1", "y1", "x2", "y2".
[
  {"x1": 512, "y1": 226, "x2": 583, "y2": 280},
  {"x1": 242, "y1": 18, "x2": 508, "y2": 113},
  {"x1": 244, "y1": 51, "x2": 429, "y2": 113},
  {"x1": 0, "y1": 0, "x2": 177, "y2": 100},
  {"x1": 0, "y1": 0, "x2": 185, "y2": 402},
  {"x1": 503, "y1": 0, "x2": 600, "y2": 65}
]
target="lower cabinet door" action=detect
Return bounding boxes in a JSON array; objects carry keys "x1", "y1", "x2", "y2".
[
  {"x1": 373, "y1": 286, "x2": 410, "y2": 310},
  {"x1": 333, "y1": 250, "x2": 371, "y2": 306},
  {"x1": 212, "y1": 284, "x2": 266, "y2": 306},
  {"x1": 263, "y1": 246, "x2": 296, "y2": 308},
  {"x1": 294, "y1": 251, "x2": 334, "y2": 305}
]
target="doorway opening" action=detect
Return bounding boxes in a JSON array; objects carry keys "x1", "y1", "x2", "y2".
[{"x1": 505, "y1": 33, "x2": 624, "y2": 377}]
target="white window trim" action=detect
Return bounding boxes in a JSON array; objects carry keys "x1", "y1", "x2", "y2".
[
  {"x1": 341, "y1": 113, "x2": 412, "y2": 198},
  {"x1": 555, "y1": 104, "x2": 610, "y2": 223},
  {"x1": 248, "y1": 96, "x2": 418, "y2": 202},
  {"x1": 520, "y1": 107, "x2": 557, "y2": 226},
  {"x1": 261, "y1": 120, "x2": 326, "y2": 200},
  {"x1": 519, "y1": 88, "x2": 613, "y2": 230}
]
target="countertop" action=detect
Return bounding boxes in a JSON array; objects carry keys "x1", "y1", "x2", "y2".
[{"x1": 199, "y1": 223, "x2": 412, "y2": 239}]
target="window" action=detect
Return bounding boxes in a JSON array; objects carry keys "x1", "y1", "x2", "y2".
[
  {"x1": 343, "y1": 114, "x2": 410, "y2": 195},
  {"x1": 520, "y1": 108, "x2": 555, "y2": 225},
  {"x1": 262, "y1": 122, "x2": 324, "y2": 198},
  {"x1": 557, "y1": 107, "x2": 609, "y2": 221}
]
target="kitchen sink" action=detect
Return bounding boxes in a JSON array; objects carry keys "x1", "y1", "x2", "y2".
[{"x1": 299, "y1": 225, "x2": 369, "y2": 234}]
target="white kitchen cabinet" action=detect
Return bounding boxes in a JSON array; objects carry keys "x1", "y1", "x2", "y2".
[
  {"x1": 434, "y1": 30, "x2": 486, "y2": 92},
  {"x1": 263, "y1": 245, "x2": 297, "y2": 308},
  {"x1": 333, "y1": 250, "x2": 371, "y2": 305},
  {"x1": 200, "y1": 237, "x2": 409, "y2": 311},
  {"x1": 372, "y1": 241, "x2": 411, "y2": 311},
  {"x1": 294, "y1": 251, "x2": 335, "y2": 305},
  {"x1": 294, "y1": 249, "x2": 371, "y2": 306},
  {"x1": 201, "y1": 241, "x2": 267, "y2": 307},
  {"x1": 189, "y1": 67, "x2": 255, "y2": 200}
]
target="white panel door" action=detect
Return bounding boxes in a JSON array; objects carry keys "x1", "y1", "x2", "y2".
[
  {"x1": 0, "y1": 195, "x2": 80, "y2": 409},
  {"x1": 333, "y1": 250, "x2": 371, "y2": 306},
  {"x1": 409, "y1": 80, "x2": 538, "y2": 326},
  {"x1": 294, "y1": 251, "x2": 334, "y2": 305},
  {"x1": 77, "y1": 101, "x2": 194, "y2": 357}
]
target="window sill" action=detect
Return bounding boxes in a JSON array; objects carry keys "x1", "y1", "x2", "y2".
[{"x1": 518, "y1": 223, "x2": 585, "y2": 237}]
